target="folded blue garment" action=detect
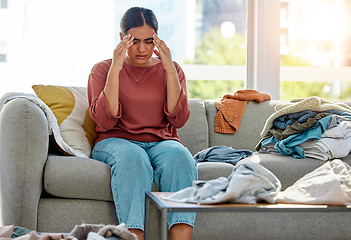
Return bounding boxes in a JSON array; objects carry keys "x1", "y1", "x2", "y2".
[
  {"x1": 194, "y1": 146, "x2": 253, "y2": 165},
  {"x1": 263, "y1": 115, "x2": 333, "y2": 158},
  {"x1": 273, "y1": 110, "x2": 351, "y2": 130}
]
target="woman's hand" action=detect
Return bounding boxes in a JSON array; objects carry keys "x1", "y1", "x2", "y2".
[
  {"x1": 112, "y1": 34, "x2": 134, "y2": 71},
  {"x1": 153, "y1": 33, "x2": 181, "y2": 114},
  {"x1": 153, "y1": 33, "x2": 175, "y2": 72},
  {"x1": 103, "y1": 34, "x2": 133, "y2": 116}
]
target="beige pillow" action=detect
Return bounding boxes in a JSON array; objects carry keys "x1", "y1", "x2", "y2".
[{"x1": 32, "y1": 85, "x2": 97, "y2": 157}]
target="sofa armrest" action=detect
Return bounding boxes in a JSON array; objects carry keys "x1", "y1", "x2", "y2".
[{"x1": 0, "y1": 98, "x2": 49, "y2": 230}]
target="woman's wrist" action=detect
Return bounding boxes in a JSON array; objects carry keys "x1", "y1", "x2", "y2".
[
  {"x1": 110, "y1": 58, "x2": 124, "y2": 73},
  {"x1": 165, "y1": 62, "x2": 177, "y2": 75}
]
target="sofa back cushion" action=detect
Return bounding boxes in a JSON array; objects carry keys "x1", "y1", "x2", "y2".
[
  {"x1": 205, "y1": 100, "x2": 281, "y2": 151},
  {"x1": 178, "y1": 99, "x2": 209, "y2": 155},
  {"x1": 32, "y1": 85, "x2": 97, "y2": 157}
]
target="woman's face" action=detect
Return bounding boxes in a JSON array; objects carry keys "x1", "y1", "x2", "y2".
[{"x1": 124, "y1": 25, "x2": 156, "y2": 67}]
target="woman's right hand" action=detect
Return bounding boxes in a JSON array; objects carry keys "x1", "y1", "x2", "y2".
[
  {"x1": 111, "y1": 34, "x2": 134, "y2": 71},
  {"x1": 103, "y1": 34, "x2": 133, "y2": 116}
]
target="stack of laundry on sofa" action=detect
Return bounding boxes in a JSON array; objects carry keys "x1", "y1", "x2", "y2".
[{"x1": 256, "y1": 96, "x2": 351, "y2": 160}]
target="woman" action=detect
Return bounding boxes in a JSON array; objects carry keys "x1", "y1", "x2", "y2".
[{"x1": 87, "y1": 7, "x2": 198, "y2": 240}]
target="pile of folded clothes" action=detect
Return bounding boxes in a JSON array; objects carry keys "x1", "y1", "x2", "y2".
[{"x1": 256, "y1": 96, "x2": 351, "y2": 160}]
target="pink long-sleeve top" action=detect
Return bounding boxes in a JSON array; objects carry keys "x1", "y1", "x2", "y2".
[{"x1": 88, "y1": 59, "x2": 190, "y2": 144}]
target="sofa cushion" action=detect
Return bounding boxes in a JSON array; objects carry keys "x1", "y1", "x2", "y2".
[
  {"x1": 205, "y1": 100, "x2": 283, "y2": 151},
  {"x1": 243, "y1": 152, "x2": 351, "y2": 190},
  {"x1": 44, "y1": 155, "x2": 161, "y2": 201},
  {"x1": 179, "y1": 99, "x2": 209, "y2": 155},
  {"x1": 197, "y1": 162, "x2": 234, "y2": 180},
  {"x1": 44, "y1": 155, "x2": 113, "y2": 201},
  {"x1": 44, "y1": 157, "x2": 234, "y2": 201},
  {"x1": 32, "y1": 85, "x2": 97, "y2": 157}
]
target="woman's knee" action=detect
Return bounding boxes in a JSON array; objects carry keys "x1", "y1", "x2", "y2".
[
  {"x1": 152, "y1": 141, "x2": 197, "y2": 173},
  {"x1": 165, "y1": 142, "x2": 195, "y2": 166},
  {"x1": 93, "y1": 138, "x2": 152, "y2": 174}
]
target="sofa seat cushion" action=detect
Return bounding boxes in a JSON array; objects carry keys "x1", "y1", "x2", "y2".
[
  {"x1": 44, "y1": 156, "x2": 236, "y2": 201},
  {"x1": 44, "y1": 155, "x2": 113, "y2": 201},
  {"x1": 197, "y1": 162, "x2": 234, "y2": 180},
  {"x1": 45, "y1": 153, "x2": 351, "y2": 200},
  {"x1": 243, "y1": 152, "x2": 351, "y2": 190},
  {"x1": 178, "y1": 99, "x2": 209, "y2": 155},
  {"x1": 44, "y1": 155, "x2": 159, "y2": 200}
]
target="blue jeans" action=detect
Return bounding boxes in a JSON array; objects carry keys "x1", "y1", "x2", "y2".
[{"x1": 92, "y1": 138, "x2": 198, "y2": 231}]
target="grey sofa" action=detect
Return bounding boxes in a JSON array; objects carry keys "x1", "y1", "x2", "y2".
[{"x1": 1, "y1": 97, "x2": 351, "y2": 240}]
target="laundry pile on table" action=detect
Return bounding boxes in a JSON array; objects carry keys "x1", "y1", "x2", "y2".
[
  {"x1": 256, "y1": 96, "x2": 351, "y2": 160},
  {"x1": 163, "y1": 161, "x2": 281, "y2": 204},
  {"x1": 163, "y1": 159, "x2": 351, "y2": 206}
]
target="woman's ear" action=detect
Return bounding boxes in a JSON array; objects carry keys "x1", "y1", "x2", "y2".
[{"x1": 119, "y1": 32, "x2": 123, "y2": 41}]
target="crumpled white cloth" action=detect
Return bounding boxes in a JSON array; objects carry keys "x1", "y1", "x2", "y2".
[
  {"x1": 162, "y1": 161, "x2": 282, "y2": 204},
  {"x1": 0, "y1": 92, "x2": 87, "y2": 158},
  {"x1": 277, "y1": 159, "x2": 351, "y2": 205}
]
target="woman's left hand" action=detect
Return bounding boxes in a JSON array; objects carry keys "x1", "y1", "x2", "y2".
[
  {"x1": 153, "y1": 34, "x2": 181, "y2": 114},
  {"x1": 153, "y1": 33, "x2": 175, "y2": 72}
]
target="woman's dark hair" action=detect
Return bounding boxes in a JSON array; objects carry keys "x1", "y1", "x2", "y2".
[{"x1": 120, "y1": 7, "x2": 158, "y2": 36}]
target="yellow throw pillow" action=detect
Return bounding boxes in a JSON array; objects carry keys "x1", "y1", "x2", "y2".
[{"x1": 32, "y1": 85, "x2": 97, "y2": 157}]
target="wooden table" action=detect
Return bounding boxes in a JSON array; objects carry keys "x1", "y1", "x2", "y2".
[{"x1": 144, "y1": 192, "x2": 351, "y2": 240}]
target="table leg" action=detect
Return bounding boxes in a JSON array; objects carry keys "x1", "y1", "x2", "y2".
[
  {"x1": 160, "y1": 208, "x2": 168, "y2": 240},
  {"x1": 144, "y1": 196, "x2": 150, "y2": 240}
]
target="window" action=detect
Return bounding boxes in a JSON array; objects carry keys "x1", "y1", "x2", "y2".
[
  {"x1": 0, "y1": 0, "x2": 249, "y2": 99},
  {"x1": 0, "y1": 0, "x2": 8, "y2": 9},
  {"x1": 115, "y1": 0, "x2": 248, "y2": 100},
  {"x1": 0, "y1": 54, "x2": 6, "y2": 62},
  {"x1": 187, "y1": 0, "x2": 247, "y2": 99},
  {"x1": 280, "y1": 0, "x2": 351, "y2": 100},
  {"x1": 0, "y1": 42, "x2": 6, "y2": 62},
  {"x1": 8, "y1": 1, "x2": 348, "y2": 101}
]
